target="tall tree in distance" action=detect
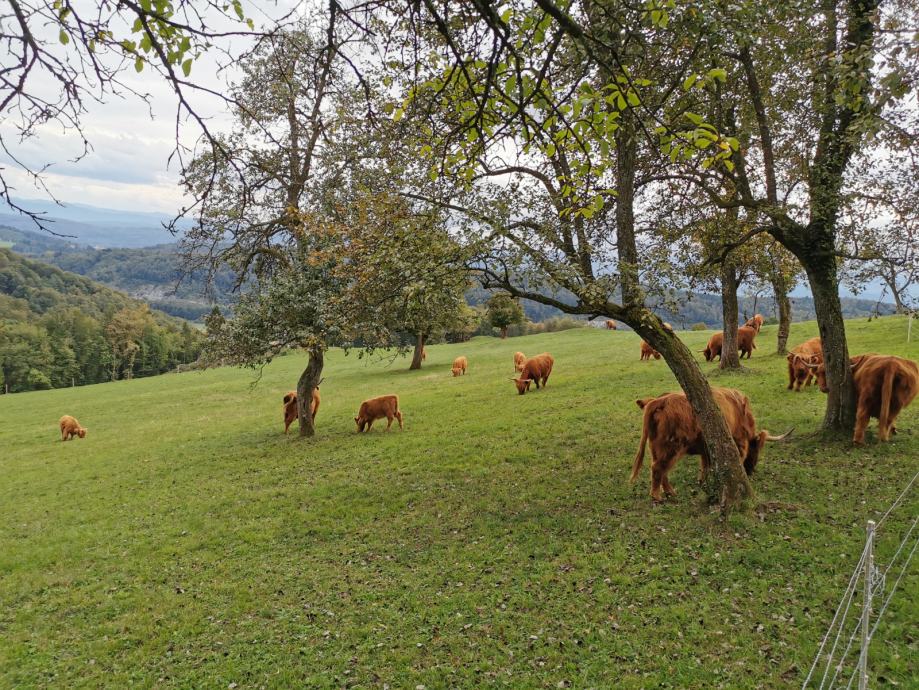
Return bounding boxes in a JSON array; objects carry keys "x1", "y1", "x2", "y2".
[
  {"x1": 486, "y1": 294, "x2": 526, "y2": 340},
  {"x1": 181, "y1": 21, "x2": 340, "y2": 436}
]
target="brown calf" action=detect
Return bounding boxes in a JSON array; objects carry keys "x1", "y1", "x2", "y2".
[
  {"x1": 815, "y1": 354, "x2": 919, "y2": 445},
  {"x1": 631, "y1": 388, "x2": 790, "y2": 501},
  {"x1": 452, "y1": 356, "x2": 468, "y2": 376},
  {"x1": 283, "y1": 389, "x2": 321, "y2": 434},
  {"x1": 511, "y1": 353, "x2": 554, "y2": 395},
  {"x1": 787, "y1": 337, "x2": 823, "y2": 391},
  {"x1": 355, "y1": 395, "x2": 404, "y2": 432},
  {"x1": 605, "y1": 320, "x2": 617, "y2": 330},
  {"x1": 640, "y1": 340, "x2": 661, "y2": 361},
  {"x1": 701, "y1": 326, "x2": 758, "y2": 361},
  {"x1": 513, "y1": 351, "x2": 526, "y2": 372},
  {"x1": 744, "y1": 314, "x2": 765, "y2": 333},
  {"x1": 59, "y1": 415, "x2": 87, "y2": 441}
]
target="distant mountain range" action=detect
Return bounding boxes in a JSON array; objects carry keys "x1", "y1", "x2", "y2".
[
  {"x1": 1, "y1": 197, "x2": 192, "y2": 248},
  {"x1": 1, "y1": 223, "x2": 898, "y2": 327}
]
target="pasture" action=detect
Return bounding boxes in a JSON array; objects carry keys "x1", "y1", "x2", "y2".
[{"x1": 1, "y1": 317, "x2": 917, "y2": 688}]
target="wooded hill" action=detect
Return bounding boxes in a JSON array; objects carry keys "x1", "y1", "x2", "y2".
[
  {"x1": 2, "y1": 226, "x2": 898, "y2": 328},
  {"x1": 0, "y1": 248, "x2": 202, "y2": 393}
]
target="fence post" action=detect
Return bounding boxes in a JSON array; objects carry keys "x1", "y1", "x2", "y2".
[
  {"x1": 908, "y1": 312, "x2": 913, "y2": 343},
  {"x1": 859, "y1": 520, "x2": 876, "y2": 690}
]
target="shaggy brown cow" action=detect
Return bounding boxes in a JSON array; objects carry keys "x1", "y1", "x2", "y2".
[
  {"x1": 814, "y1": 354, "x2": 919, "y2": 445},
  {"x1": 452, "y1": 356, "x2": 468, "y2": 376},
  {"x1": 354, "y1": 394, "x2": 404, "y2": 432},
  {"x1": 283, "y1": 389, "x2": 321, "y2": 434},
  {"x1": 513, "y1": 351, "x2": 526, "y2": 372},
  {"x1": 605, "y1": 320, "x2": 617, "y2": 330},
  {"x1": 787, "y1": 337, "x2": 823, "y2": 392},
  {"x1": 511, "y1": 353, "x2": 554, "y2": 395},
  {"x1": 744, "y1": 314, "x2": 765, "y2": 333},
  {"x1": 701, "y1": 326, "x2": 758, "y2": 361},
  {"x1": 59, "y1": 415, "x2": 87, "y2": 441},
  {"x1": 640, "y1": 340, "x2": 661, "y2": 361},
  {"x1": 631, "y1": 388, "x2": 790, "y2": 501}
]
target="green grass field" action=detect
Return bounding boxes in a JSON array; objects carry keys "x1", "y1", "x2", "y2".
[{"x1": 2, "y1": 317, "x2": 917, "y2": 688}]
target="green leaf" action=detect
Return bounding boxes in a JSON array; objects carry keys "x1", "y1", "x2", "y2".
[
  {"x1": 182, "y1": 58, "x2": 193, "y2": 77},
  {"x1": 683, "y1": 74, "x2": 698, "y2": 91},
  {"x1": 707, "y1": 68, "x2": 727, "y2": 82},
  {"x1": 59, "y1": 29, "x2": 70, "y2": 45},
  {"x1": 684, "y1": 111, "x2": 703, "y2": 125},
  {"x1": 135, "y1": 56, "x2": 144, "y2": 72}
]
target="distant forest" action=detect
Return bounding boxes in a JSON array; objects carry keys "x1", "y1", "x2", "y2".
[{"x1": 0, "y1": 249, "x2": 203, "y2": 393}]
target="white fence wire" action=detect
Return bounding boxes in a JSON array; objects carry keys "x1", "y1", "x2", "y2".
[{"x1": 802, "y1": 470, "x2": 919, "y2": 689}]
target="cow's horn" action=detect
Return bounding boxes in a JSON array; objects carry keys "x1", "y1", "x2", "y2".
[{"x1": 765, "y1": 428, "x2": 794, "y2": 441}]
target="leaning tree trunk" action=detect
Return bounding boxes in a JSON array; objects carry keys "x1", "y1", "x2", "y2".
[
  {"x1": 771, "y1": 271, "x2": 792, "y2": 355},
  {"x1": 720, "y1": 257, "x2": 741, "y2": 370},
  {"x1": 409, "y1": 333, "x2": 426, "y2": 370},
  {"x1": 633, "y1": 314, "x2": 754, "y2": 510},
  {"x1": 611, "y1": 114, "x2": 750, "y2": 510},
  {"x1": 801, "y1": 245, "x2": 857, "y2": 432},
  {"x1": 296, "y1": 346, "x2": 324, "y2": 438}
]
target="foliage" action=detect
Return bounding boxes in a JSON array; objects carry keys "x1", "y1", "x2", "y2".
[
  {"x1": 0, "y1": 248, "x2": 201, "y2": 392},
  {"x1": 486, "y1": 293, "x2": 526, "y2": 336},
  {"x1": 691, "y1": 322, "x2": 708, "y2": 331}
]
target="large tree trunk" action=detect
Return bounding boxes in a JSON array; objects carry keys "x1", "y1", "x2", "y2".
[
  {"x1": 296, "y1": 346, "x2": 324, "y2": 438},
  {"x1": 801, "y1": 250, "x2": 857, "y2": 432},
  {"x1": 409, "y1": 332, "x2": 426, "y2": 369},
  {"x1": 634, "y1": 315, "x2": 754, "y2": 509},
  {"x1": 771, "y1": 270, "x2": 792, "y2": 355},
  {"x1": 613, "y1": 115, "x2": 748, "y2": 510},
  {"x1": 720, "y1": 257, "x2": 741, "y2": 370},
  {"x1": 500, "y1": 326, "x2": 508, "y2": 339}
]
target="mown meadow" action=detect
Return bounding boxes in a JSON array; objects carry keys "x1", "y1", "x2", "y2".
[{"x1": 1, "y1": 317, "x2": 917, "y2": 688}]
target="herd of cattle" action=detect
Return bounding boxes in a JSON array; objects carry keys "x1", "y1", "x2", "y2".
[{"x1": 57, "y1": 315, "x2": 917, "y2": 501}]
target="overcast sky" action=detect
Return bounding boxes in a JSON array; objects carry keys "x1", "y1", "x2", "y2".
[{"x1": 1, "y1": 2, "x2": 307, "y2": 214}]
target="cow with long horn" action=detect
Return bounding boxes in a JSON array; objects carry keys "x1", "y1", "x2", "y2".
[{"x1": 631, "y1": 387, "x2": 792, "y2": 501}]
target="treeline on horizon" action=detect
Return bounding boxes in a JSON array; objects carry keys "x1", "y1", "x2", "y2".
[
  {"x1": 0, "y1": 249, "x2": 203, "y2": 394},
  {"x1": 3, "y1": 226, "x2": 899, "y2": 328}
]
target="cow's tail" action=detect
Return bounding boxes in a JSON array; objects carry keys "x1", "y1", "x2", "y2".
[
  {"x1": 878, "y1": 363, "x2": 896, "y2": 435},
  {"x1": 630, "y1": 403, "x2": 653, "y2": 483}
]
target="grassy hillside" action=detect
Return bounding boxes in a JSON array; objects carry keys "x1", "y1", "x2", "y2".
[{"x1": 1, "y1": 317, "x2": 917, "y2": 688}]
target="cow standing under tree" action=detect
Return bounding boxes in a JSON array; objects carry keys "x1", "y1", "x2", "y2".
[
  {"x1": 787, "y1": 337, "x2": 823, "y2": 392},
  {"x1": 814, "y1": 354, "x2": 919, "y2": 445},
  {"x1": 701, "y1": 326, "x2": 759, "y2": 362},
  {"x1": 631, "y1": 388, "x2": 791, "y2": 502}
]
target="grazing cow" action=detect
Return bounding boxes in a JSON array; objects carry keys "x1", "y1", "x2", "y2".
[
  {"x1": 814, "y1": 354, "x2": 919, "y2": 445},
  {"x1": 355, "y1": 395, "x2": 404, "y2": 432},
  {"x1": 59, "y1": 415, "x2": 87, "y2": 441},
  {"x1": 787, "y1": 337, "x2": 823, "y2": 392},
  {"x1": 605, "y1": 320, "x2": 617, "y2": 330},
  {"x1": 640, "y1": 340, "x2": 661, "y2": 361},
  {"x1": 452, "y1": 356, "x2": 468, "y2": 376},
  {"x1": 511, "y1": 353, "x2": 554, "y2": 395},
  {"x1": 513, "y1": 351, "x2": 526, "y2": 373},
  {"x1": 744, "y1": 314, "x2": 765, "y2": 333},
  {"x1": 630, "y1": 388, "x2": 791, "y2": 501},
  {"x1": 701, "y1": 326, "x2": 758, "y2": 361},
  {"x1": 283, "y1": 388, "x2": 321, "y2": 434}
]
